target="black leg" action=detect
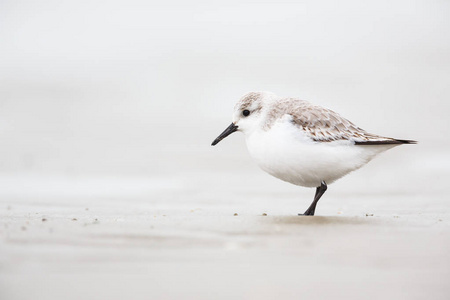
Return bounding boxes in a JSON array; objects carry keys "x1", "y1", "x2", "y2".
[{"x1": 299, "y1": 181, "x2": 327, "y2": 216}]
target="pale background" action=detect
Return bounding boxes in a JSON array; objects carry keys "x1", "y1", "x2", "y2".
[{"x1": 0, "y1": 0, "x2": 449, "y2": 299}]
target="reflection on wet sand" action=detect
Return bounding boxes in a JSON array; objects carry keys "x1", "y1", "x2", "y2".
[{"x1": 269, "y1": 216, "x2": 377, "y2": 225}]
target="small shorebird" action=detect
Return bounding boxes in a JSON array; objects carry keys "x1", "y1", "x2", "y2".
[{"x1": 212, "y1": 92, "x2": 416, "y2": 216}]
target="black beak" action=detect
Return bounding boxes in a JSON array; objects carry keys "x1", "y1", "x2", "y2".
[{"x1": 211, "y1": 123, "x2": 238, "y2": 146}]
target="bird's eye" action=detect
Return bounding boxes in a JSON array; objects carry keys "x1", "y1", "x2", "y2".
[{"x1": 242, "y1": 109, "x2": 250, "y2": 117}]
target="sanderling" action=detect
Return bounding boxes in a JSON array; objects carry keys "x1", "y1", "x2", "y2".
[{"x1": 212, "y1": 92, "x2": 416, "y2": 216}]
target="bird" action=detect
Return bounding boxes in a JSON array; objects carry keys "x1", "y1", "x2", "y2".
[{"x1": 211, "y1": 92, "x2": 416, "y2": 216}]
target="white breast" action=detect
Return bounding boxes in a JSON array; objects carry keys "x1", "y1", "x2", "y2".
[{"x1": 245, "y1": 119, "x2": 395, "y2": 188}]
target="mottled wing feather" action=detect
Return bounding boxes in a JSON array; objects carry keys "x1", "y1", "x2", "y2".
[{"x1": 273, "y1": 99, "x2": 409, "y2": 144}]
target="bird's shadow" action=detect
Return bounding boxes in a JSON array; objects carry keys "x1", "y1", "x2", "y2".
[{"x1": 269, "y1": 216, "x2": 374, "y2": 225}]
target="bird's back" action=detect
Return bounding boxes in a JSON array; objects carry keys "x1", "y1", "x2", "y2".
[{"x1": 263, "y1": 98, "x2": 416, "y2": 145}]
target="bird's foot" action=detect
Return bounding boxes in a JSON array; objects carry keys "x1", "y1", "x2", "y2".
[{"x1": 298, "y1": 211, "x2": 315, "y2": 216}]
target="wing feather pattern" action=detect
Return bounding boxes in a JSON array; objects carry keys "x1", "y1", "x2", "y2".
[{"x1": 267, "y1": 98, "x2": 416, "y2": 145}]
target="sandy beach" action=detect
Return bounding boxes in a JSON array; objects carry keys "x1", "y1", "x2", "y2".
[{"x1": 1, "y1": 138, "x2": 449, "y2": 300}]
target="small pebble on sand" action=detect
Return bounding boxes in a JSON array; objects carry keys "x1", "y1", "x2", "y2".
[
  {"x1": 42, "y1": 218, "x2": 47, "y2": 222},
  {"x1": 262, "y1": 213, "x2": 267, "y2": 216},
  {"x1": 234, "y1": 213, "x2": 238, "y2": 216}
]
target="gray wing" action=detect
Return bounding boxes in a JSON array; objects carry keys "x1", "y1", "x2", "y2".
[{"x1": 278, "y1": 99, "x2": 415, "y2": 145}]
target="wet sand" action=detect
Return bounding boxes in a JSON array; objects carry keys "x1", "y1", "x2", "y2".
[{"x1": 1, "y1": 146, "x2": 449, "y2": 300}]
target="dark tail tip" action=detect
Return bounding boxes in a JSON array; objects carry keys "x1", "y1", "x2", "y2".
[
  {"x1": 395, "y1": 139, "x2": 418, "y2": 144},
  {"x1": 355, "y1": 139, "x2": 418, "y2": 145}
]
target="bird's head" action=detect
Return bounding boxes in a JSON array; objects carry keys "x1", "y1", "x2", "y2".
[{"x1": 212, "y1": 91, "x2": 276, "y2": 146}]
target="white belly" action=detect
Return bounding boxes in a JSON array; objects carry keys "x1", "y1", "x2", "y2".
[{"x1": 245, "y1": 121, "x2": 394, "y2": 188}]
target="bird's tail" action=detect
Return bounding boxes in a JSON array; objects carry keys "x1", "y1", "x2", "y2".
[
  {"x1": 355, "y1": 139, "x2": 417, "y2": 145},
  {"x1": 394, "y1": 139, "x2": 417, "y2": 144}
]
